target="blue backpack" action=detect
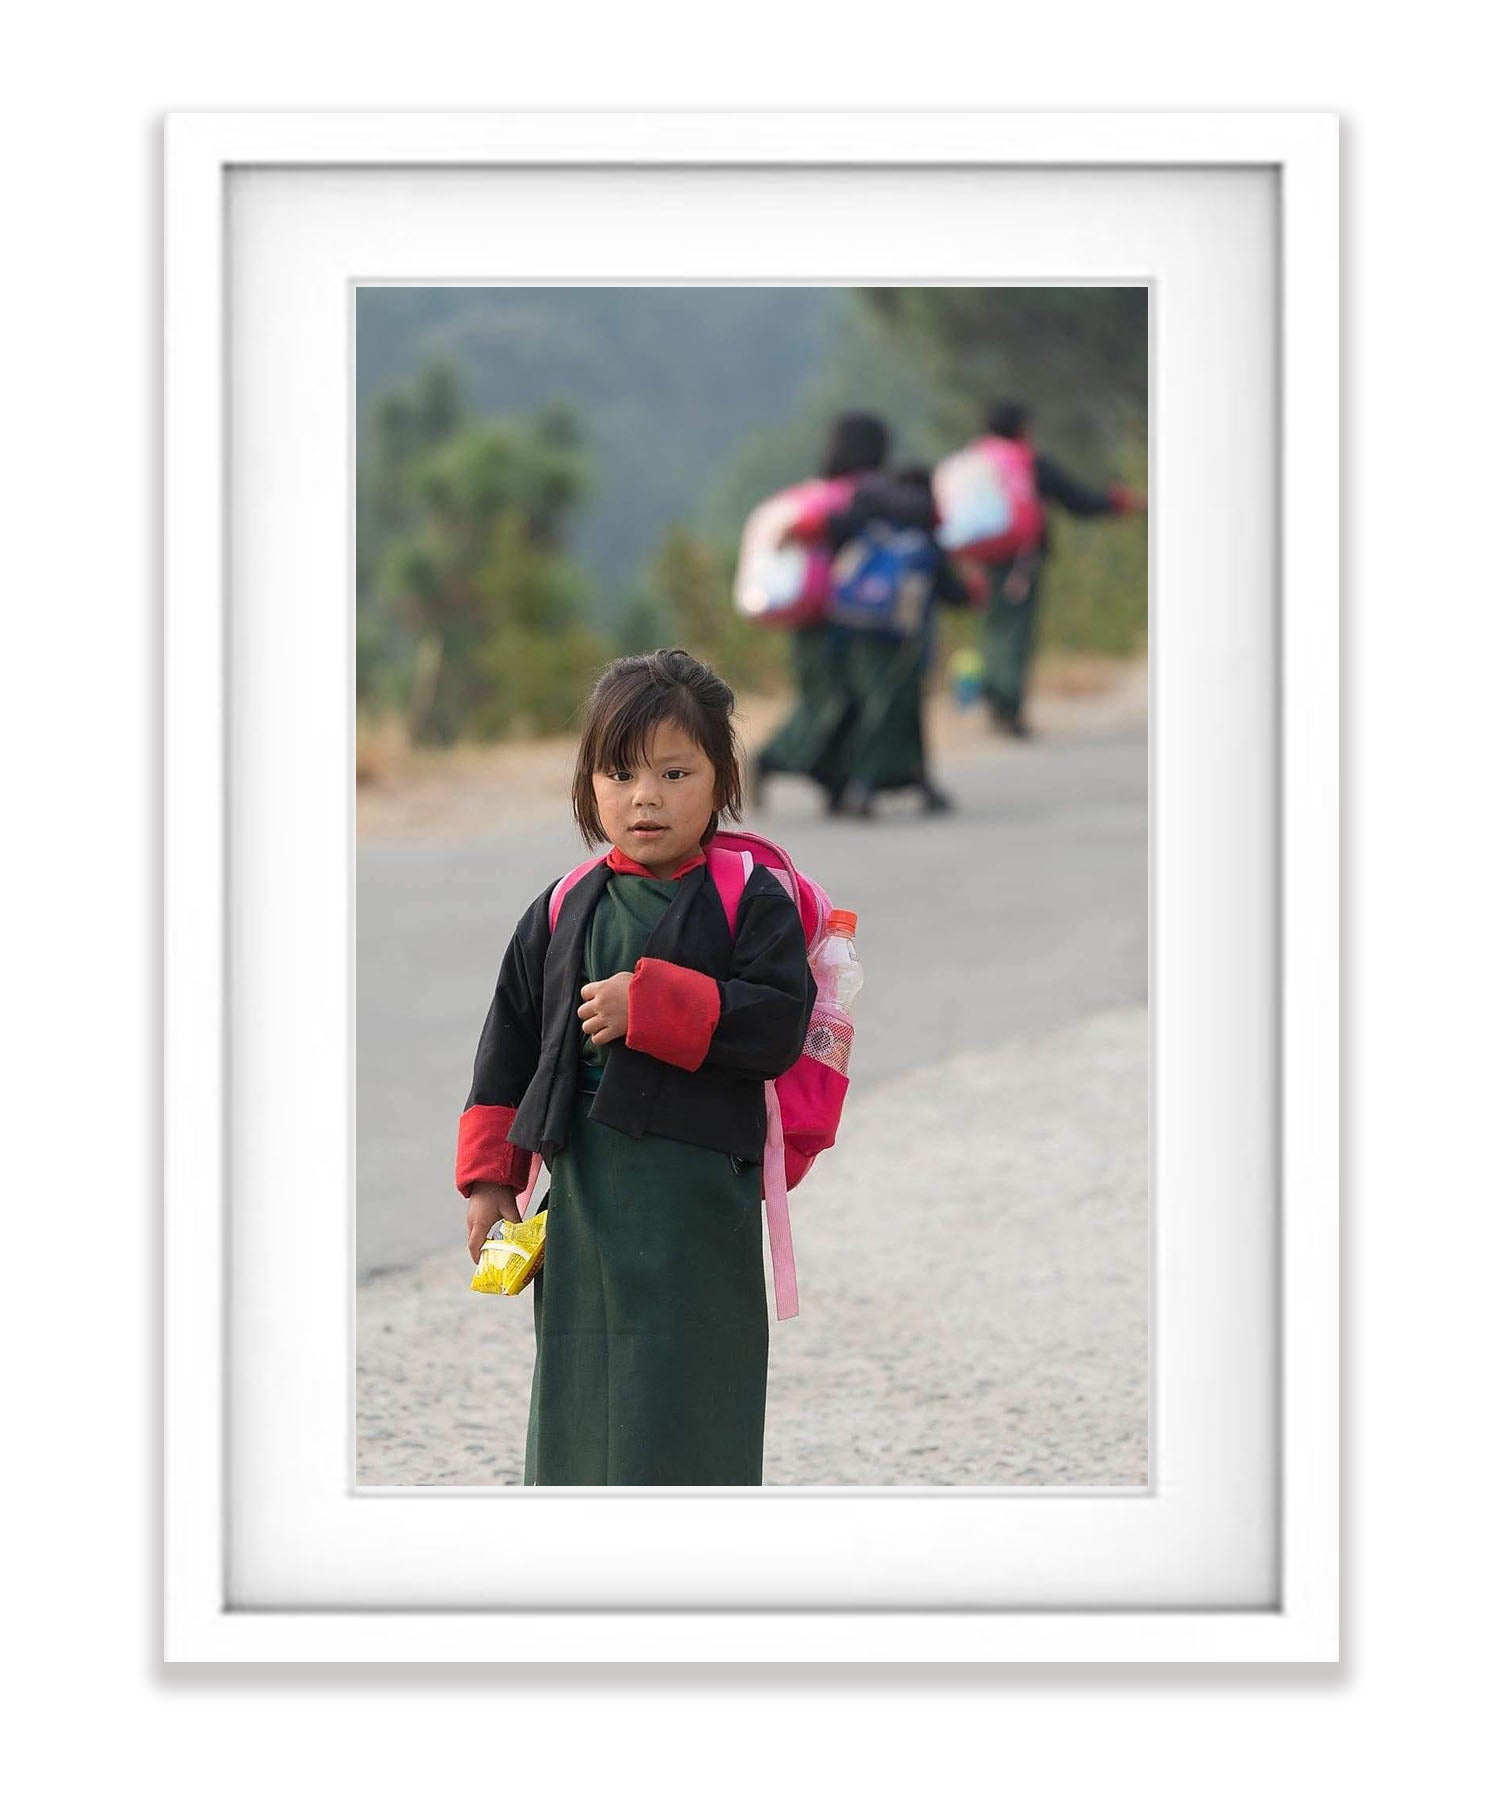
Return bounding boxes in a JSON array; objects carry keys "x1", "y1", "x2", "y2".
[{"x1": 826, "y1": 521, "x2": 939, "y2": 638}]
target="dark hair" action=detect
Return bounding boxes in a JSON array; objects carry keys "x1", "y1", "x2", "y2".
[
  {"x1": 986, "y1": 400, "x2": 1031, "y2": 440},
  {"x1": 571, "y1": 648, "x2": 744, "y2": 847},
  {"x1": 896, "y1": 462, "x2": 934, "y2": 494},
  {"x1": 821, "y1": 410, "x2": 890, "y2": 479}
]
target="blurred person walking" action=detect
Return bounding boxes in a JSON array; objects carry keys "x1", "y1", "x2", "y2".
[
  {"x1": 750, "y1": 412, "x2": 938, "y2": 813},
  {"x1": 942, "y1": 401, "x2": 1145, "y2": 738},
  {"x1": 824, "y1": 464, "x2": 971, "y2": 819}
]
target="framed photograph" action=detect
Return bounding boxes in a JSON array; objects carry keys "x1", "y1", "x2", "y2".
[{"x1": 164, "y1": 112, "x2": 1338, "y2": 1662}]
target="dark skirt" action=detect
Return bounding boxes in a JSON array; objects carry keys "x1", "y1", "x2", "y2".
[
  {"x1": 525, "y1": 1096, "x2": 770, "y2": 1486},
  {"x1": 980, "y1": 560, "x2": 1043, "y2": 722},
  {"x1": 842, "y1": 631, "x2": 929, "y2": 792},
  {"x1": 757, "y1": 626, "x2": 855, "y2": 800}
]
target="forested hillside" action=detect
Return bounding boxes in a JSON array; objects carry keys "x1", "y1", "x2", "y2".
[
  {"x1": 356, "y1": 286, "x2": 1147, "y2": 747},
  {"x1": 357, "y1": 286, "x2": 841, "y2": 612}
]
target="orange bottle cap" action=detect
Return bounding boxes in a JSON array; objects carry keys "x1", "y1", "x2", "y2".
[{"x1": 828, "y1": 909, "x2": 858, "y2": 934}]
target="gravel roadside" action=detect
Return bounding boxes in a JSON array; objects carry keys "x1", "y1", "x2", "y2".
[{"x1": 356, "y1": 1002, "x2": 1146, "y2": 1488}]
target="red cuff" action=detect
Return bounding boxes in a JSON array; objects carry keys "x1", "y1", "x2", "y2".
[
  {"x1": 626, "y1": 957, "x2": 722, "y2": 1072},
  {"x1": 1109, "y1": 483, "x2": 1144, "y2": 515},
  {"x1": 456, "y1": 1104, "x2": 533, "y2": 1197}
]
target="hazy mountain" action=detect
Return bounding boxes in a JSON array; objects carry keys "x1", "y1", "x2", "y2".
[{"x1": 357, "y1": 286, "x2": 843, "y2": 619}]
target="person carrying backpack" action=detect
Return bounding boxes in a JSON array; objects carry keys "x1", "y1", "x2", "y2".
[
  {"x1": 938, "y1": 400, "x2": 1145, "y2": 737},
  {"x1": 750, "y1": 410, "x2": 929, "y2": 814},
  {"x1": 456, "y1": 649, "x2": 849, "y2": 1486},
  {"x1": 822, "y1": 463, "x2": 972, "y2": 819}
]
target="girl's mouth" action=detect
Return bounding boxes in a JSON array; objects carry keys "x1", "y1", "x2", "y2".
[{"x1": 630, "y1": 824, "x2": 664, "y2": 834}]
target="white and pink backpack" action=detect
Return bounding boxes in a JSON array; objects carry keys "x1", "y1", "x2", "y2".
[
  {"x1": 731, "y1": 475, "x2": 857, "y2": 630},
  {"x1": 514, "y1": 828, "x2": 850, "y2": 1321},
  {"x1": 934, "y1": 434, "x2": 1045, "y2": 564}
]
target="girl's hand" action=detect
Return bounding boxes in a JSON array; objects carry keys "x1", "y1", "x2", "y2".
[
  {"x1": 578, "y1": 970, "x2": 632, "y2": 1046},
  {"x1": 467, "y1": 1182, "x2": 520, "y2": 1263}
]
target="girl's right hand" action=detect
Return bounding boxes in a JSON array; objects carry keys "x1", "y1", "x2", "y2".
[{"x1": 466, "y1": 1183, "x2": 521, "y2": 1262}]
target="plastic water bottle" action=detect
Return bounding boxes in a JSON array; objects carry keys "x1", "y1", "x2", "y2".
[
  {"x1": 816, "y1": 910, "x2": 863, "y2": 1010},
  {"x1": 804, "y1": 909, "x2": 862, "y2": 1075}
]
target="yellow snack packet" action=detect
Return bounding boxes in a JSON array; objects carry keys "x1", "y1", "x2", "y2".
[{"x1": 470, "y1": 1213, "x2": 547, "y2": 1296}]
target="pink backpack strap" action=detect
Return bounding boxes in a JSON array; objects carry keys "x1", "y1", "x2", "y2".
[
  {"x1": 707, "y1": 843, "x2": 801, "y2": 1318},
  {"x1": 516, "y1": 1151, "x2": 545, "y2": 1221},
  {"x1": 711, "y1": 829, "x2": 825, "y2": 945},
  {"x1": 706, "y1": 842, "x2": 801, "y2": 929},
  {"x1": 706, "y1": 845, "x2": 752, "y2": 936},
  {"x1": 762, "y1": 1080, "x2": 799, "y2": 1321},
  {"x1": 548, "y1": 854, "x2": 609, "y2": 934}
]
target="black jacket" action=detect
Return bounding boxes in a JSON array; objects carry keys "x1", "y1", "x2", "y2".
[
  {"x1": 826, "y1": 471, "x2": 939, "y2": 549},
  {"x1": 464, "y1": 859, "x2": 816, "y2": 1168},
  {"x1": 1031, "y1": 452, "x2": 1119, "y2": 558}
]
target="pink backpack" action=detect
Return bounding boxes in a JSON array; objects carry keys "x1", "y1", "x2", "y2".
[
  {"x1": 516, "y1": 829, "x2": 849, "y2": 1321},
  {"x1": 933, "y1": 434, "x2": 1045, "y2": 564},
  {"x1": 731, "y1": 475, "x2": 857, "y2": 630}
]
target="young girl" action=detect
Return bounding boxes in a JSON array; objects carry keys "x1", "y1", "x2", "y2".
[{"x1": 456, "y1": 648, "x2": 816, "y2": 1486}]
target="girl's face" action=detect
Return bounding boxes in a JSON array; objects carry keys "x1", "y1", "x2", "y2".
[{"x1": 592, "y1": 721, "x2": 718, "y2": 876}]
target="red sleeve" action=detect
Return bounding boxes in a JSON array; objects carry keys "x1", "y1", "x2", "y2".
[
  {"x1": 626, "y1": 957, "x2": 722, "y2": 1072},
  {"x1": 456, "y1": 1103, "x2": 533, "y2": 1197}
]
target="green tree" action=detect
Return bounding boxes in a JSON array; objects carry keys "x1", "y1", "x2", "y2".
[
  {"x1": 1041, "y1": 438, "x2": 1150, "y2": 657},
  {"x1": 356, "y1": 358, "x2": 467, "y2": 711},
  {"x1": 859, "y1": 288, "x2": 1147, "y2": 464},
  {"x1": 631, "y1": 523, "x2": 784, "y2": 697},
  {"x1": 616, "y1": 589, "x2": 674, "y2": 658},
  {"x1": 377, "y1": 403, "x2": 608, "y2": 742},
  {"x1": 648, "y1": 525, "x2": 724, "y2": 657}
]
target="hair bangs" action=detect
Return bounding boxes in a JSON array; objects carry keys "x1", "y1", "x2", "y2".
[{"x1": 592, "y1": 684, "x2": 702, "y2": 778}]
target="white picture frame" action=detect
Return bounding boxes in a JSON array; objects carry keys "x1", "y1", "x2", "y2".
[{"x1": 164, "y1": 112, "x2": 1338, "y2": 1663}]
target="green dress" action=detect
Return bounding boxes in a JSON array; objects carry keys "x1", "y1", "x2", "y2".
[
  {"x1": 980, "y1": 558, "x2": 1043, "y2": 725},
  {"x1": 524, "y1": 872, "x2": 770, "y2": 1486},
  {"x1": 757, "y1": 626, "x2": 855, "y2": 802},
  {"x1": 841, "y1": 631, "x2": 929, "y2": 793}
]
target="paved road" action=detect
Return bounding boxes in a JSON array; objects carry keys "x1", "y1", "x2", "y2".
[{"x1": 357, "y1": 729, "x2": 1146, "y2": 1278}]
